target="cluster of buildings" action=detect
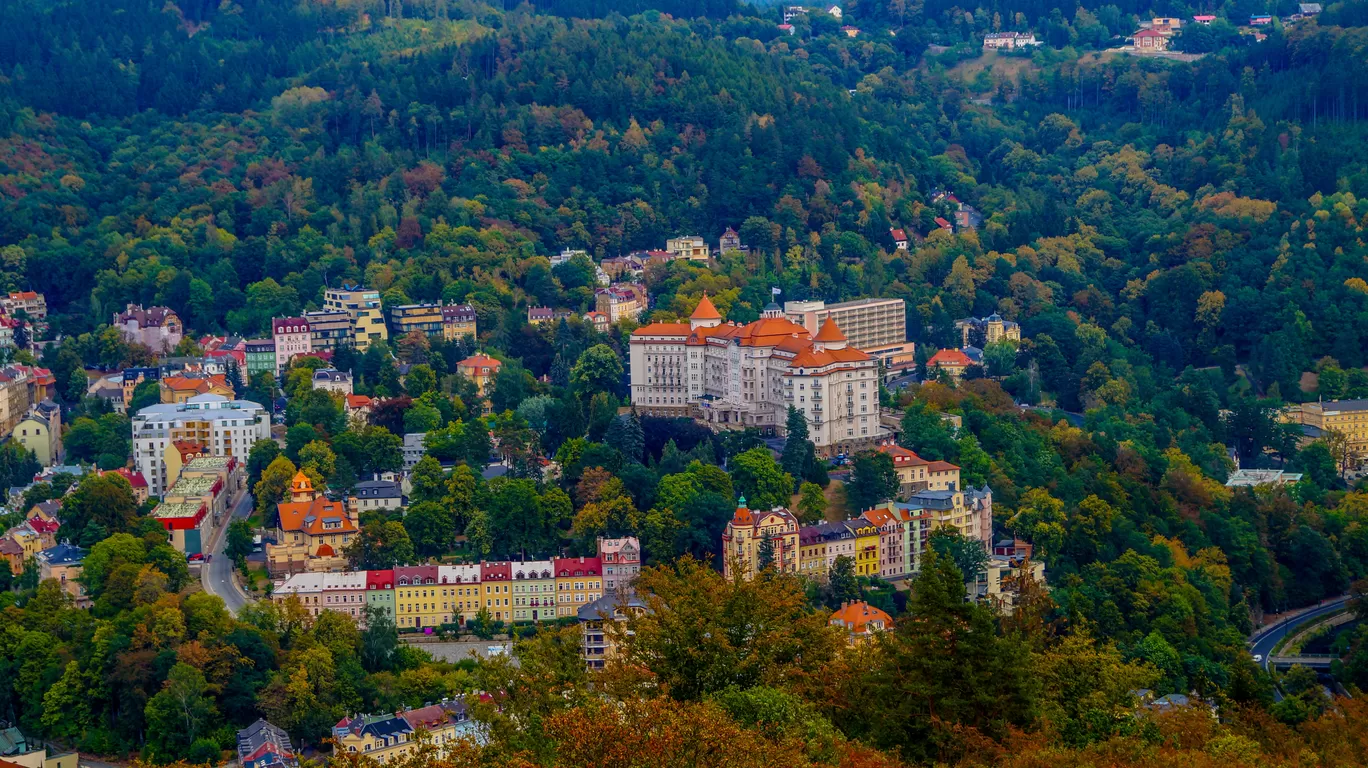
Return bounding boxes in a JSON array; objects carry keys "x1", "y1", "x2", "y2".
[
  {"x1": 0, "y1": 498, "x2": 89, "y2": 608},
  {"x1": 629, "y1": 295, "x2": 899, "y2": 455},
  {"x1": 132, "y1": 393, "x2": 270, "y2": 496},
  {"x1": 113, "y1": 304, "x2": 184, "y2": 353},
  {"x1": 0, "y1": 364, "x2": 59, "y2": 465},
  {"x1": 271, "y1": 536, "x2": 641, "y2": 629},
  {"x1": 723, "y1": 446, "x2": 995, "y2": 582},
  {"x1": 0, "y1": 291, "x2": 47, "y2": 349},
  {"x1": 981, "y1": 31, "x2": 1040, "y2": 50},
  {"x1": 236, "y1": 699, "x2": 483, "y2": 768},
  {"x1": 149, "y1": 453, "x2": 245, "y2": 557},
  {"x1": 1281, "y1": 398, "x2": 1368, "y2": 463},
  {"x1": 890, "y1": 193, "x2": 983, "y2": 247}
]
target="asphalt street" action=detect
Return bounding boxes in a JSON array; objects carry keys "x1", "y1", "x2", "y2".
[
  {"x1": 200, "y1": 490, "x2": 255, "y2": 615},
  {"x1": 1248, "y1": 597, "x2": 1349, "y2": 673}
]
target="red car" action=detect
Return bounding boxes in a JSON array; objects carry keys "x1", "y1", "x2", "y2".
[{"x1": 187, "y1": 552, "x2": 204, "y2": 562}]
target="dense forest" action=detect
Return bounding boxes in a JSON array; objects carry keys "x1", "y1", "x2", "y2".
[{"x1": 5, "y1": 0, "x2": 1368, "y2": 764}]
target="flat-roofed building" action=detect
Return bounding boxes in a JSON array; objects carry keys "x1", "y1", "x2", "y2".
[
  {"x1": 323, "y1": 286, "x2": 388, "y2": 350},
  {"x1": 784, "y1": 297, "x2": 907, "y2": 354},
  {"x1": 303, "y1": 310, "x2": 352, "y2": 352},
  {"x1": 133, "y1": 395, "x2": 269, "y2": 497}
]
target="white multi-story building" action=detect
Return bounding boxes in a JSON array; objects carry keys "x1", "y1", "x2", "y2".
[
  {"x1": 630, "y1": 295, "x2": 890, "y2": 455},
  {"x1": 132, "y1": 394, "x2": 271, "y2": 496}
]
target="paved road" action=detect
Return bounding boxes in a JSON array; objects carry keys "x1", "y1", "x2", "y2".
[
  {"x1": 201, "y1": 491, "x2": 255, "y2": 615},
  {"x1": 1249, "y1": 597, "x2": 1349, "y2": 674}
]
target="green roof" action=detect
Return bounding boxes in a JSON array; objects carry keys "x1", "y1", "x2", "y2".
[
  {"x1": 166, "y1": 475, "x2": 218, "y2": 499},
  {"x1": 184, "y1": 456, "x2": 233, "y2": 471},
  {"x1": 151, "y1": 500, "x2": 205, "y2": 519}
]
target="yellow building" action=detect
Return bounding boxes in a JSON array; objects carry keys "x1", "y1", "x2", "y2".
[
  {"x1": 159, "y1": 373, "x2": 234, "y2": 404},
  {"x1": 394, "y1": 565, "x2": 449, "y2": 629},
  {"x1": 798, "y1": 529, "x2": 829, "y2": 577},
  {"x1": 845, "y1": 518, "x2": 880, "y2": 577},
  {"x1": 332, "y1": 701, "x2": 477, "y2": 762},
  {"x1": 720, "y1": 498, "x2": 801, "y2": 580},
  {"x1": 324, "y1": 286, "x2": 388, "y2": 350},
  {"x1": 13, "y1": 401, "x2": 60, "y2": 467},
  {"x1": 554, "y1": 556, "x2": 603, "y2": 619},
  {"x1": 441, "y1": 305, "x2": 478, "y2": 341},
  {"x1": 878, "y1": 445, "x2": 962, "y2": 497},
  {"x1": 1290, "y1": 399, "x2": 1368, "y2": 457}
]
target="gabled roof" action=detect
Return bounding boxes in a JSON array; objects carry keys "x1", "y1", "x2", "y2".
[
  {"x1": 458, "y1": 354, "x2": 502, "y2": 370},
  {"x1": 928, "y1": 349, "x2": 973, "y2": 367},
  {"x1": 889, "y1": 228, "x2": 908, "y2": 241}
]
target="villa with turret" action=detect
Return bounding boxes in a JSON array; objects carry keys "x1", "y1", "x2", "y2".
[{"x1": 629, "y1": 294, "x2": 890, "y2": 455}]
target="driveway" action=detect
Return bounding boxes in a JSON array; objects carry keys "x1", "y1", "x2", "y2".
[{"x1": 200, "y1": 490, "x2": 255, "y2": 615}]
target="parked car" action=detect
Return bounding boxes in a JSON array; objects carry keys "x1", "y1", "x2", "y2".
[{"x1": 187, "y1": 552, "x2": 204, "y2": 562}]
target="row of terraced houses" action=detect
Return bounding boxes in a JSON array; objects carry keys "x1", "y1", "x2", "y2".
[
  {"x1": 271, "y1": 537, "x2": 641, "y2": 629},
  {"x1": 722, "y1": 445, "x2": 994, "y2": 583}
]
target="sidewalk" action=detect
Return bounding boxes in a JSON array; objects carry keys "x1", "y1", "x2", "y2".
[{"x1": 1250, "y1": 595, "x2": 1349, "y2": 641}]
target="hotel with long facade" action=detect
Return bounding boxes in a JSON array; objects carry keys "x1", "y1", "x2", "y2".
[{"x1": 630, "y1": 295, "x2": 890, "y2": 455}]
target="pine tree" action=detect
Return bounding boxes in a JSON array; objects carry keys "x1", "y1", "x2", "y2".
[{"x1": 757, "y1": 533, "x2": 776, "y2": 571}]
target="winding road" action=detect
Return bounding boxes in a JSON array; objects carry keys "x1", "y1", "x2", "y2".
[
  {"x1": 200, "y1": 490, "x2": 255, "y2": 615},
  {"x1": 1249, "y1": 597, "x2": 1349, "y2": 672}
]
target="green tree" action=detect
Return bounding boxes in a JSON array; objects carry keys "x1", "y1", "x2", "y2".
[
  {"x1": 404, "y1": 501, "x2": 455, "y2": 558},
  {"x1": 845, "y1": 450, "x2": 898, "y2": 511},
  {"x1": 128, "y1": 379, "x2": 162, "y2": 412},
  {"x1": 344, "y1": 520, "x2": 415, "y2": 569},
  {"x1": 405, "y1": 363, "x2": 438, "y2": 397},
  {"x1": 226, "y1": 519, "x2": 255, "y2": 562},
  {"x1": 144, "y1": 663, "x2": 217, "y2": 760},
  {"x1": 729, "y1": 448, "x2": 793, "y2": 511},
  {"x1": 255, "y1": 455, "x2": 298, "y2": 514},
  {"x1": 929, "y1": 527, "x2": 989, "y2": 583},
  {"x1": 796, "y1": 482, "x2": 827, "y2": 524},
  {"x1": 570, "y1": 344, "x2": 623, "y2": 399}
]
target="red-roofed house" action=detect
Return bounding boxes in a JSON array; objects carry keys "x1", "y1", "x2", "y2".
[
  {"x1": 1133, "y1": 28, "x2": 1169, "y2": 49},
  {"x1": 890, "y1": 228, "x2": 909, "y2": 250},
  {"x1": 877, "y1": 444, "x2": 962, "y2": 495},
  {"x1": 829, "y1": 600, "x2": 892, "y2": 645},
  {"x1": 926, "y1": 348, "x2": 974, "y2": 380},
  {"x1": 933, "y1": 216, "x2": 953, "y2": 231},
  {"x1": 101, "y1": 468, "x2": 150, "y2": 505}
]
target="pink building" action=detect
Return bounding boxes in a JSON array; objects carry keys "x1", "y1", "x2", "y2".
[{"x1": 272, "y1": 317, "x2": 312, "y2": 375}]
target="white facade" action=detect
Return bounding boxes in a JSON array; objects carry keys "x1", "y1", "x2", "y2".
[
  {"x1": 629, "y1": 297, "x2": 888, "y2": 454},
  {"x1": 133, "y1": 394, "x2": 271, "y2": 497}
]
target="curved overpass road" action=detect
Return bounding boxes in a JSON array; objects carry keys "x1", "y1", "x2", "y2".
[
  {"x1": 1249, "y1": 597, "x2": 1349, "y2": 674},
  {"x1": 200, "y1": 491, "x2": 255, "y2": 615}
]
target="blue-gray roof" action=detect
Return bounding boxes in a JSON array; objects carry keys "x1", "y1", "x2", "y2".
[{"x1": 37, "y1": 543, "x2": 86, "y2": 566}]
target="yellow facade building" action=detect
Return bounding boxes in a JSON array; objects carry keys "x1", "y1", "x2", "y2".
[
  {"x1": 720, "y1": 498, "x2": 801, "y2": 580},
  {"x1": 554, "y1": 556, "x2": 604, "y2": 619},
  {"x1": 846, "y1": 518, "x2": 881, "y2": 577},
  {"x1": 324, "y1": 287, "x2": 388, "y2": 350}
]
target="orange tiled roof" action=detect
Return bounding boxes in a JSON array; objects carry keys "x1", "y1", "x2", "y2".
[
  {"x1": 813, "y1": 318, "x2": 847, "y2": 342},
  {"x1": 345, "y1": 394, "x2": 373, "y2": 409},
  {"x1": 928, "y1": 349, "x2": 972, "y2": 367},
  {"x1": 458, "y1": 354, "x2": 502, "y2": 370},
  {"x1": 162, "y1": 374, "x2": 230, "y2": 394},
  {"x1": 633, "y1": 322, "x2": 693, "y2": 336},
  {"x1": 690, "y1": 292, "x2": 722, "y2": 321},
  {"x1": 277, "y1": 496, "x2": 355, "y2": 535},
  {"x1": 830, "y1": 601, "x2": 892, "y2": 634}
]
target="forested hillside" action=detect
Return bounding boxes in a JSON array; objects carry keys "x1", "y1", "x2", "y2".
[{"x1": 6, "y1": 0, "x2": 1368, "y2": 765}]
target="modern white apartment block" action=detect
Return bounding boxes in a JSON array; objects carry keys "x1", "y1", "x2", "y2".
[{"x1": 132, "y1": 394, "x2": 271, "y2": 496}]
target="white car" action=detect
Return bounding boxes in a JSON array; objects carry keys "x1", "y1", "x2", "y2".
[{"x1": 1252, "y1": 654, "x2": 1263, "y2": 663}]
